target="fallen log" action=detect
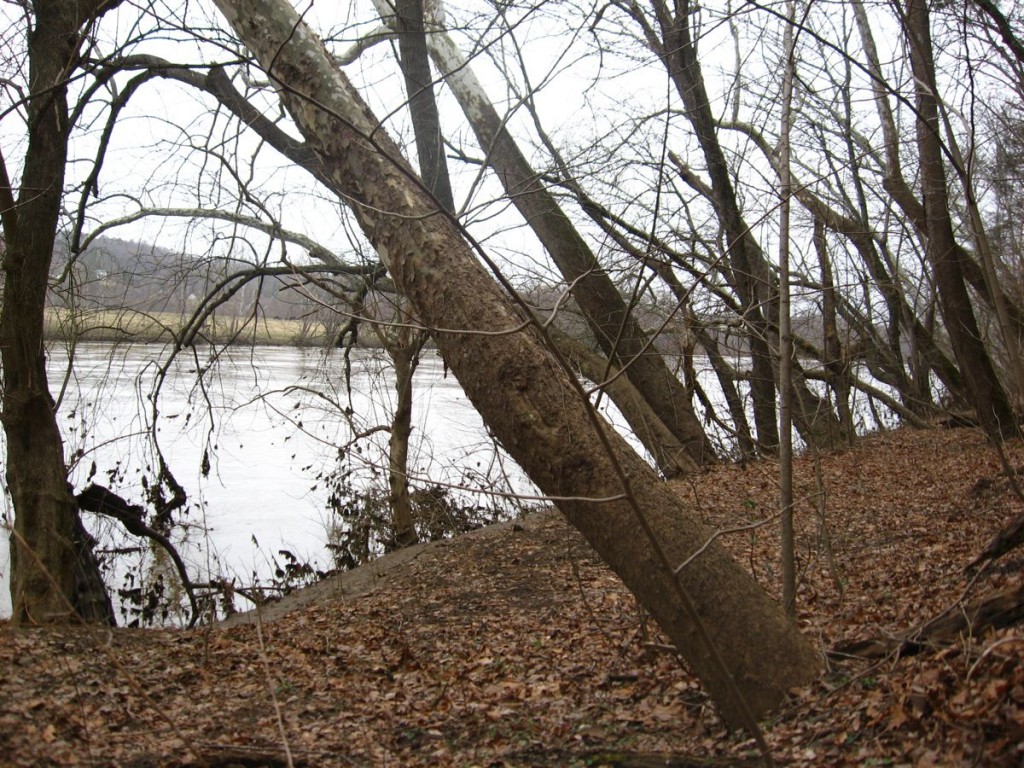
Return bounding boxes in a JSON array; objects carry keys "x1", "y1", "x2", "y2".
[
  {"x1": 966, "y1": 513, "x2": 1024, "y2": 573},
  {"x1": 76, "y1": 483, "x2": 200, "y2": 627},
  {"x1": 832, "y1": 581, "x2": 1024, "y2": 660}
]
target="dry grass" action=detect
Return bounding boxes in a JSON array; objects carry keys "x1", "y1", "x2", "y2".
[{"x1": 43, "y1": 307, "x2": 334, "y2": 346}]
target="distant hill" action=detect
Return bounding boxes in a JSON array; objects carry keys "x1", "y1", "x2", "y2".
[{"x1": 48, "y1": 235, "x2": 349, "y2": 324}]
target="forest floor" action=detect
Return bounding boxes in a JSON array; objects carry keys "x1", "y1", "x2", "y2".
[{"x1": 3, "y1": 426, "x2": 1024, "y2": 767}]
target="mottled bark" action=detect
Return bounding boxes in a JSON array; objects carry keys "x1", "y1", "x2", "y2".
[{"x1": 214, "y1": 0, "x2": 821, "y2": 726}]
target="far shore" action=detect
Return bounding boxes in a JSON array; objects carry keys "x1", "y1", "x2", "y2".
[
  {"x1": 42, "y1": 306, "x2": 747, "y2": 360},
  {"x1": 43, "y1": 306, "x2": 355, "y2": 348}
]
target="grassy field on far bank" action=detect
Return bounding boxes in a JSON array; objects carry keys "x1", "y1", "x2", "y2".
[{"x1": 43, "y1": 306, "x2": 337, "y2": 347}]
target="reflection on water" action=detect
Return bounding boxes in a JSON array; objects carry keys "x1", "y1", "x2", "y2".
[{"x1": 0, "y1": 342, "x2": 533, "y2": 620}]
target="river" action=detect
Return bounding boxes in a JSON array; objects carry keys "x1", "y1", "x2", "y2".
[
  {"x1": 1, "y1": 341, "x2": 893, "y2": 622},
  {"x1": 0, "y1": 342, "x2": 539, "y2": 621}
]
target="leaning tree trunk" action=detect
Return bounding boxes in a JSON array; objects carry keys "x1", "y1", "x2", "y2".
[
  {"x1": 855, "y1": 0, "x2": 1024, "y2": 409},
  {"x1": 1, "y1": 0, "x2": 117, "y2": 625},
  {"x1": 905, "y1": 0, "x2": 1018, "y2": 440},
  {"x1": 632, "y1": 0, "x2": 850, "y2": 450},
  {"x1": 386, "y1": 0, "x2": 718, "y2": 470},
  {"x1": 214, "y1": 0, "x2": 821, "y2": 727},
  {"x1": 549, "y1": 326, "x2": 700, "y2": 475}
]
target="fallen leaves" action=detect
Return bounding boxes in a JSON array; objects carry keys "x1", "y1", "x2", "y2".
[{"x1": 2, "y1": 427, "x2": 1024, "y2": 766}]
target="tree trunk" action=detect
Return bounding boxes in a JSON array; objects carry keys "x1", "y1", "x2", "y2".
[
  {"x1": 548, "y1": 326, "x2": 699, "y2": 476},
  {"x1": 718, "y1": 113, "x2": 950, "y2": 418},
  {"x1": 634, "y1": 0, "x2": 849, "y2": 451},
  {"x1": 778, "y1": 1, "x2": 797, "y2": 619},
  {"x1": 905, "y1": 0, "x2": 1018, "y2": 440},
  {"x1": 387, "y1": 329, "x2": 422, "y2": 548},
  {"x1": 1, "y1": 0, "x2": 118, "y2": 625},
  {"x1": 395, "y1": 0, "x2": 455, "y2": 211},
  {"x1": 390, "y1": 0, "x2": 447, "y2": 545},
  {"x1": 814, "y1": 221, "x2": 855, "y2": 441},
  {"x1": 214, "y1": 0, "x2": 822, "y2": 727},
  {"x1": 855, "y1": 0, "x2": 1024, "y2": 396},
  {"x1": 390, "y1": 0, "x2": 717, "y2": 469},
  {"x1": 694, "y1": 322, "x2": 758, "y2": 459}
]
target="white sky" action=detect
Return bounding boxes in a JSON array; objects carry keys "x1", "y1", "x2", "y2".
[{"x1": 0, "y1": 0, "x2": 1010, "y2": 305}]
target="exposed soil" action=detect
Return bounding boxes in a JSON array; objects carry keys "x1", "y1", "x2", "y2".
[{"x1": 2, "y1": 427, "x2": 1024, "y2": 766}]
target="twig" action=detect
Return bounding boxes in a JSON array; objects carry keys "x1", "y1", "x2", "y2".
[
  {"x1": 966, "y1": 635, "x2": 1024, "y2": 681},
  {"x1": 253, "y1": 604, "x2": 295, "y2": 768},
  {"x1": 673, "y1": 515, "x2": 776, "y2": 576}
]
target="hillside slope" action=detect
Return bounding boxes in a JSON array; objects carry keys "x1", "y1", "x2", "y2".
[{"x1": 2, "y1": 427, "x2": 1023, "y2": 766}]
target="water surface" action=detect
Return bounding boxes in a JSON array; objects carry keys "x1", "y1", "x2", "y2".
[{"x1": 1, "y1": 342, "x2": 532, "y2": 620}]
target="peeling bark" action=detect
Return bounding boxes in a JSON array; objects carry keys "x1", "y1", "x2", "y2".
[{"x1": 213, "y1": 0, "x2": 821, "y2": 726}]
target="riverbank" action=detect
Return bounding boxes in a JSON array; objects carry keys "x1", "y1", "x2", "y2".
[
  {"x1": 43, "y1": 306, "x2": 340, "y2": 347},
  {"x1": 2, "y1": 426, "x2": 1023, "y2": 766}
]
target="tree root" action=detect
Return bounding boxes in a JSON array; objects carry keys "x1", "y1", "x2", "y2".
[{"x1": 76, "y1": 483, "x2": 200, "y2": 627}]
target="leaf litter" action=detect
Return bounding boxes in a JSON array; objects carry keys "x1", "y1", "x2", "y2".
[{"x1": 2, "y1": 426, "x2": 1023, "y2": 766}]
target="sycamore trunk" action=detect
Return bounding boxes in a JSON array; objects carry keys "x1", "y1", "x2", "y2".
[{"x1": 214, "y1": 0, "x2": 821, "y2": 727}]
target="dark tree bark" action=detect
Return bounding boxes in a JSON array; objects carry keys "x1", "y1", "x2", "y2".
[
  {"x1": 834, "y1": 581, "x2": 1024, "y2": 660},
  {"x1": 1, "y1": 0, "x2": 120, "y2": 625},
  {"x1": 567, "y1": 196, "x2": 759, "y2": 458},
  {"x1": 631, "y1": 0, "x2": 778, "y2": 448},
  {"x1": 380, "y1": 315, "x2": 426, "y2": 548},
  {"x1": 408, "y1": 2, "x2": 717, "y2": 469},
  {"x1": 695, "y1": 323, "x2": 758, "y2": 459},
  {"x1": 389, "y1": 0, "x2": 450, "y2": 547},
  {"x1": 854, "y1": 0, "x2": 1024, "y2": 390},
  {"x1": 214, "y1": 0, "x2": 821, "y2": 727},
  {"x1": 720, "y1": 114, "x2": 955, "y2": 416},
  {"x1": 814, "y1": 221, "x2": 855, "y2": 443},
  {"x1": 905, "y1": 0, "x2": 1018, "y2": 440},
  {"x1": 629, "y1": 0, "x2": 850, "y2": 450},
  {"x1": 394, "y1": 0, "x2": 455, "y2": 211}
]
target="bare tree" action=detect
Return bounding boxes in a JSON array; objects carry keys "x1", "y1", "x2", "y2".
[
  {"x1": 1, "y1": 0, "x2": 124, "y2": 625},
  {"x1": 212, "y1": 0, "x2": 821, "y2": 727},
  {"x1": 615, "y1": 0, "x2": 850, "y2": 451},
  {"x1": 905, "y1": 0, "x2": 1017, "y2": 439},
  {"x1": 375, "y1": 0, "x2": 719, "y2": 471}
]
